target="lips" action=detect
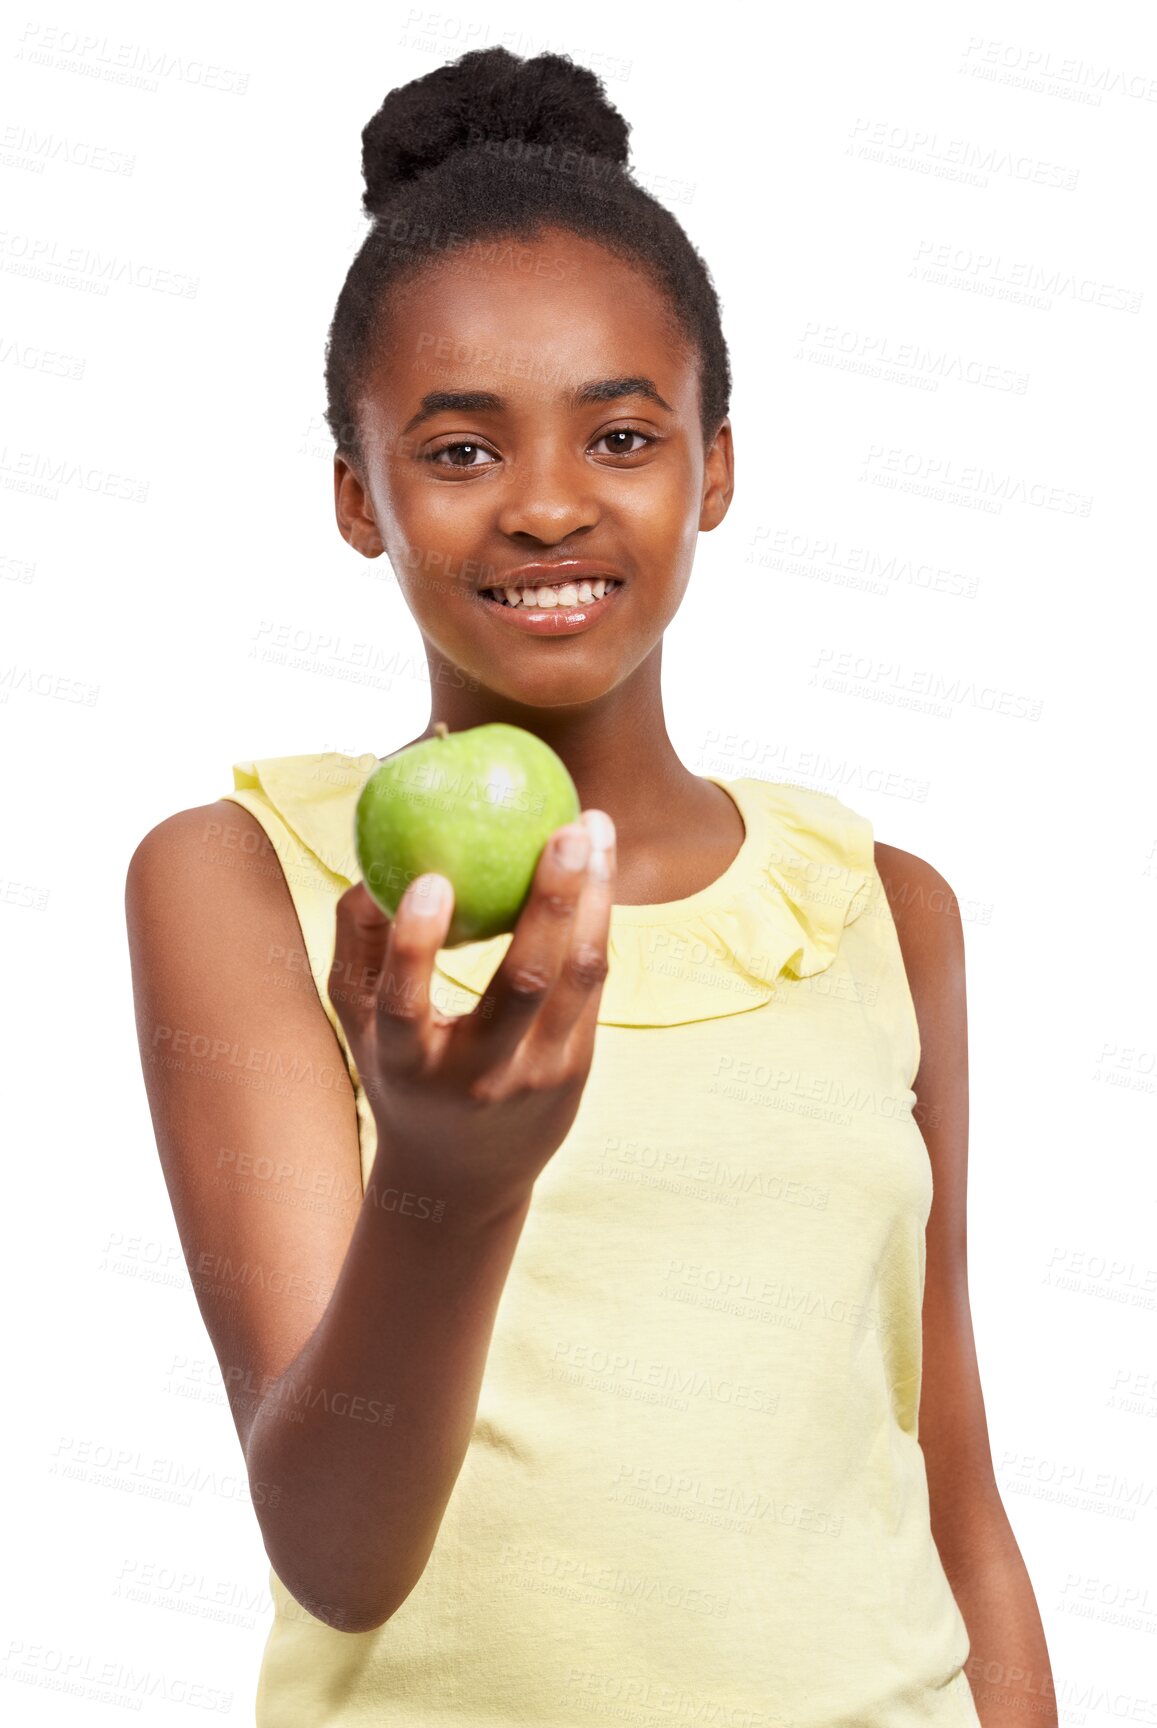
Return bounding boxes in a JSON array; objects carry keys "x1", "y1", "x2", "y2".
[
  {"x1": 476, "y1": 559, "x2": 625, "y2": 594},
  {"x1": 477, "y1": 574, "x2": 625, "y2": 634}
]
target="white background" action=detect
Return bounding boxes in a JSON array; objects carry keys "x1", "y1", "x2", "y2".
[{"x1": 3, "y1": 0, "x2": 1155, "y2": 1719}]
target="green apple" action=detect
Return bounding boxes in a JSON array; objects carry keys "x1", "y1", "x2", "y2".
[{"x1": 354, "y1": 721, "x2": 582, "y2": 947}]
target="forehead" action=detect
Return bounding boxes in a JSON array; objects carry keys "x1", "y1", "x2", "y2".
[{"x1": 363, "y1": 228, "x2": 696, "y2": 422}]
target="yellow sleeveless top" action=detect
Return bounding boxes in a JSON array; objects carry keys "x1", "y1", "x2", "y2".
[{"x1": 221, "y1": 751, "x2": 982, "y2": 1727}]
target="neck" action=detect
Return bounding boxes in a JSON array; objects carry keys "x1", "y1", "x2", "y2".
[{"x1": 389, "y1": 654, "x2": 709, "y2": 846}]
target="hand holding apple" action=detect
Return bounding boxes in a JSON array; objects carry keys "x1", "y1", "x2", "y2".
[{"x1": 330, "y1": 783, "x2": 617, "y2": 1227}]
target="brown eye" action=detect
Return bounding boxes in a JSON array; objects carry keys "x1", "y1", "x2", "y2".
[
  {"x1": 428, "y1": 442, "x2": 497, "y2": 469},
  {"x1": 592, "y1": 429, "x2": 655, "y2": 456}
]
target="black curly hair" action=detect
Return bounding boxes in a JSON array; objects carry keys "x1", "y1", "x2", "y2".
[{"x1": 323, "y1": 47, "x2": 731, "y2": 471}]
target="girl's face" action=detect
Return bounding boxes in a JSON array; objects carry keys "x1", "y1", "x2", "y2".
[{"x1": 334, "y1": 225, "x2": 734, "y2": 711}]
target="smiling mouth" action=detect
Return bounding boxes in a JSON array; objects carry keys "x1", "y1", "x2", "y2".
[{"x1": 479, "y1": 577, "x2": 623, "y2": 608}]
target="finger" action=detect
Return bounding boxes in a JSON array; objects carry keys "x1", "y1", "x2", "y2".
[
  {"x1": 329, "y1": 882, "x2": 391, "y2": 1064},
  {"x1": 530, "y1": 808, "x2": 616, "y2": 1057},
  {"x1": 461, "y1": 822, "x2": 592, "y2": 1070},
  {"x1": 373, "y1": 870, "x2": 455, "y2": 1076}
]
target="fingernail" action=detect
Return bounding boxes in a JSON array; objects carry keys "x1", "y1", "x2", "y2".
[
  {"x1": 554, "y1": 827, "x2": 590, "y2": 871},
  {"x1": 408, "y1": 873, "x2": 450, "y2": 915},
  {"x1": 582, "y1": 810, "x2": 615, "y2": 853}
]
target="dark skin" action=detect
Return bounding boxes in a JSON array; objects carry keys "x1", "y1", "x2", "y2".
[
  {"x1": 878, "y1": 846, "x2": 1057, "y2": 1725},
  {"x1": 332, "y1": 225, "x2": 1056, "y2": 1712},
  {"x1": 333, "y1": 226, "x2": 742, "y2": 907}
]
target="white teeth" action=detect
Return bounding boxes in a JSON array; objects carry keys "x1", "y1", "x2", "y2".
[{"x1": 484, "y1": 579, "x2": 620, "y2": 608}]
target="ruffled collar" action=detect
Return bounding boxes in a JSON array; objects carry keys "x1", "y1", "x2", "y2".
[{"x1": 229, "y1": 752, "x2": 875, "y2": 1029}]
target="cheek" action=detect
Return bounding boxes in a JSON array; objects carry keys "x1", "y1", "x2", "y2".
[
  {"x1": 396, "y1": 475, "x2": 466, "y2": 538},
  {"x1": 620, "y1": 461, "x2": 700, "y2": 549},
  {"x1": 639, "y1": 464, "x2": 705, "y2": 593},
  {"x1": 383, "y1": 485, "x2": 486, "y2": 601}
]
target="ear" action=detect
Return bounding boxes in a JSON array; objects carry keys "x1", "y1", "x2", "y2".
[
  {"x1": 699, "y1": 418, "x2": 734, "y2": 533},
  {"x1": 334, "y1": 455, "x2": 385, "y2": 557}
]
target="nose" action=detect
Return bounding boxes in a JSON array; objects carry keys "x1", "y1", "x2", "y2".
[{"x1": 494, "y1": 441, "x2": 600, "y2": 544}]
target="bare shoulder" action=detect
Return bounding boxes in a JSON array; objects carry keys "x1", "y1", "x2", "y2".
[
  {"x1": 873, "y1": 839, "x2": 964, "y2": 944},
  {"x1": 871, "y1": 840, "x2": 966, "y2": 1098},
  {"x1": 127, "y1": 799, "x2": 292, "y2": 902},
  {"x1": 872, "y1": 840, "x2": 966, "y2": 977}
]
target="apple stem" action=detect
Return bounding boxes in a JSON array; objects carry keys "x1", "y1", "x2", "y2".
[{"x1": 434, "y1": 722, "x2": 450, "y2": 740}]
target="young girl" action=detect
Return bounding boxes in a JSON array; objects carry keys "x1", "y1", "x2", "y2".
[{"x1": 126, "y1": 47, "x2": 1055, "y2": 1728}]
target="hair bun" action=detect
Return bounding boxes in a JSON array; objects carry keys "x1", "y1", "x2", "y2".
[{"x1": 360, "y1": 47, "x2": 631, "y2": 216}]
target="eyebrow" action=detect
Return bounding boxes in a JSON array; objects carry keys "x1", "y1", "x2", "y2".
[{"x1": 400, "y1": 375, "x2": 674, "y2": 436}]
